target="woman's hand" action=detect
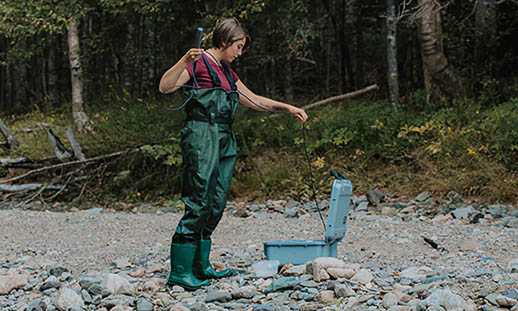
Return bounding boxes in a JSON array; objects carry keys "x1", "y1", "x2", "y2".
[
  {"x1": 182, "y1": 48, "x2": 204, "y2": 64},
  {"x1": 290, "y1": 106, "x2": 308, "y2": 123}
]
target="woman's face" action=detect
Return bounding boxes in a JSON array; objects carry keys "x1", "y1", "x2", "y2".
[{"x1": 221, "y1": 37, "x2": 247, "y2": 63}]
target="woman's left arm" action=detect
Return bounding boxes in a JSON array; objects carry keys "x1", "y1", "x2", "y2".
[{"x1": 236, "y1": 80, "x2": 308, "y2": 123}]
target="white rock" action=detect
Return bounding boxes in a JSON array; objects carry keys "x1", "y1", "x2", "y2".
[
  {"x1": 0, "y1": 269, "x2": 29, "y2": 295},
  {"x1": 101, "y1": 273, "x2": 135, "y2": 295},
  {"x1": 350, "y1": 269, "x2": 373, "y2": 285},
  {"x1": 313, "y1": 257, "x2": 346, "y2": 269},
  {"x1": 54, "y1": 287, "x2": 84, "y2": 311},
  {"x1": 327, "y1": 268, "x2": 355, "y2": 279},
  {"x1": 383, "y1": 292, "x2": 400, "y2": 309}
]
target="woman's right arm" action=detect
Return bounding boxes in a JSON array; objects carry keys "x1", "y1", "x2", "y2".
[{"x1": 158, "y1": 48, "x2": 203, "y2": 94}]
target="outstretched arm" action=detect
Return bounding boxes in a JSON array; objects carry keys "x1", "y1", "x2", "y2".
[
  {"x1": 236, "y1": 80, "x2": 308, "y2": 123},
  {"x1": 158, "y1": 48, "x2": 204, "y2": 94}
]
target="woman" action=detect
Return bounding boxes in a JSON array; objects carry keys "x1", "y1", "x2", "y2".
[{"x1": 159, "y1": 17, "x2": 307, "y2": 290}]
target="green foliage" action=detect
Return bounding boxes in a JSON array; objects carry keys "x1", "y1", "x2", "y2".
[{"x1": 232, "y1": 94, "x2": 518, "y2": 202}]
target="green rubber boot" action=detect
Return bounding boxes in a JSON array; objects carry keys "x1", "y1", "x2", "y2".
[
  {"x1": 193, "y1": 239, "x2": 233, "y2": 280},
  {"x1": 167, "y1": 243, "x2": 210, "y2": 290}
]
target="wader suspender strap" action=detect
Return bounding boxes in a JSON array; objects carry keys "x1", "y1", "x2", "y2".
[
  {"x1": 184, "y1": 54, "x2": 238, "y2": 125},
  {"x1": 167, "y1": 61, "x2": 201, "y2": 111}
]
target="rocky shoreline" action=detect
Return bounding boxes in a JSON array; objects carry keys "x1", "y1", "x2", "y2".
[{"x1": 1, "y1": 190, "x2": 517, "y2": 310}]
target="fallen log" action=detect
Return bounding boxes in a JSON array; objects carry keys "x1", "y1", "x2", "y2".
[
  {"x1": 0, "y1": 148, "x2": 136, "y2": 184},
  {"x1": 0, "y1": 183, "x2": 64, "y2": 193}
]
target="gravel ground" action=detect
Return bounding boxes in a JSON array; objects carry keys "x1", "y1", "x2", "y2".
[
  {"x1": 1, "y1": 205, "x2": 517, "y2": 279},
  {"x1": 1, "y1": 200, "x2": 518, "y2": 311}
]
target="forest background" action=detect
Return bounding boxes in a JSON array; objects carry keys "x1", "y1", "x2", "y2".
[{"x1": 0, "y1": 0, "x2": 517, "y2": 210}]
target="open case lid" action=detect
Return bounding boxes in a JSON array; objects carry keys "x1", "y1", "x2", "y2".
[{"x1": 324, "y1": 179, "x2": 353, "y2": 243}]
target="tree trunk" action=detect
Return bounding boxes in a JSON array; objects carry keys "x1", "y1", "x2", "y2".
[
  {"x1": 284, "y1": 56, "x2": 294, "y2": 103},
  {"x1": 386, "y1": 0, "x2": 400, "y2": 110},
  {"x1": 416, "y1": 0, "x2": 468, "y2": 98},
  {"x1": 475, "y1": 0, "x2": 496, "y2": 73},
  {"x1": 345, "y1": 0, "x2": 359, "y2": 89},
  {"x1": 67, "y1": 18, "x2": 92, "y2": 133}
]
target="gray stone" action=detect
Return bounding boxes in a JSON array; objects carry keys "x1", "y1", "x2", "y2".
[
  {"x1": 421, "y1": 288, "x2": 469, "y2": 310},
  {"x1": 485, "y1": 293, "x2": 499, "y2": 305},
  {"x1": 27, "y1": 299, "x2": 46, "y2": 311},
  {"x1": 40, "y1": 276, "x2": 60, "y2": 291},
  {"x1": 334, "y1": 283, "x2": 356, "y2": 298},
  {"x1": 169, "y1": 303, "x2": 191, "y2": 311},
  {"x1": 232, "y1": 285, "x2": 257, "y2": 299},
  {"x1": 184, "y1": 302, "x2": 209, "y2": 311},
  {"x1": 253, "y1": 305, "x2": 276, "y2": 311},
  {"x1": 495, "y1": 295, "x2": 518, "y2": 307},
  {"x1": 252, "y1": 260, "x2": 279, "y2": 278},
  {"x1": 205, "y1": 290, "x2": 232, "y2": 302},
  {"x1": 504, "y1": 288, "x2": 518, "y2": 300},
  {"x1": 264, "y1": 277, "x2": 300, "y2": 293},
  {"x1": 136, "y1": 298, "x2": 153, "y2": 311},
  {"x1": 282, "y1": 265, "x2": 306, "y2": 276},
  {"x1": 49, "y1": 265, "x2": 69, "y2": 277},
  {"x1": 451, "y1": 206, "x2": 476, "y2": 220},
  {"x1": 283, "y1": 207, "x2": 299, "y2": 218},
  {"x1": 505, "y1": 217, "x2": 518, "y2": 228},
  {"x1": 99, "y1": 295, "x2": 134, "y2": 309},
  {"x1": 408, "y1": 283, "x2": 435, "y2": 294},
  {"x1": 81, "y1": 289, "x2": 93, "y2": 304},
  {"x1": 366, "y1": 190, "x2": 385, "y2": 205},
  {"x1": 415, "y1": 192, "x2": 432, "y2": 202}
]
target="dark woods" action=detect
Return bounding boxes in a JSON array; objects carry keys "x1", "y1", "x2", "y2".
[{"x1": 1, "y1": 0, "x2": 517, "y2": 115}]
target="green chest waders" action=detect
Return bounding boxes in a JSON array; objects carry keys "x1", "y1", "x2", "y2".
[{"x1": 168, "y1": 55, "x2": 238, "y2": 289}]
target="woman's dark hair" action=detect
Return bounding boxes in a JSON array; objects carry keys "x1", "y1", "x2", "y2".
[{"x1": 212, "y1": 17, "x2": 251, "y2": 51}]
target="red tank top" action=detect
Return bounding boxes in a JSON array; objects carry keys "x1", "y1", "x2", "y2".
[{"x1": 186, "y1": 52, "x2": 240, "y2": 91}]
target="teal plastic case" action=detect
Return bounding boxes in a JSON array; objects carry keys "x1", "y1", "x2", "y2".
[{"x1": 264, "y1": 178, "x2": 352, "y2": 266}]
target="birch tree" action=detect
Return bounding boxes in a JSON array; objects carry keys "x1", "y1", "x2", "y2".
[
  {"x1": 67, "y1": 18, "x2": 92, "y2": 133},
  {"x1": 386, "y1": 0, "x2": 400, "y2": 110}
]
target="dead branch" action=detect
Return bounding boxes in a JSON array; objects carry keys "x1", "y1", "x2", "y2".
[
  {"x1": 268, "y1": 84, "x2": 379, "y2": 119},
  {"x1": 46, "y1": 128, "x2": 72, "y2": 160},
  {"x1": 300, "y1": 84, "x2": 379, "y2": 111},
  {"x1": 65, "y1": 126, "x2": 86, "y2": 161}
]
